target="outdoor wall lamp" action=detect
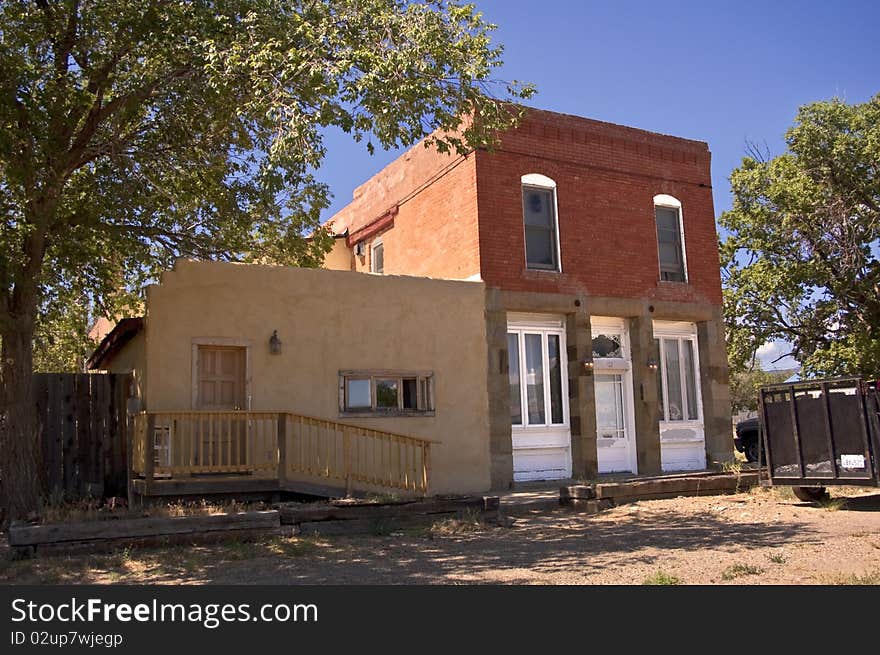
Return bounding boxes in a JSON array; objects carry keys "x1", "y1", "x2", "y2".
[
  {"x1": 647, "y1": 356, "x2": 659, "y2": 370},
  {"x1": 269, "y1": 330, "x2": 282, "y2": 355},
  {"x1": 581, "y1": 356, "x2": 594, "y2": 373}
]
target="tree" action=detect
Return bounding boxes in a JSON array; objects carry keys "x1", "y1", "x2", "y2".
[
  {"x1": 720, "y1": 94, "x2": 880, "y2": 378},
  {"x1": 728, "y1": 366, "x2": 792, "y2": 415},
  {"x1": 0, "y1": 0, "x2": 534, "y2": 521}
]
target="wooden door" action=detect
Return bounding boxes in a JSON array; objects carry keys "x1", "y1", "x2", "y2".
[{"x1": 196, "y1": 346, "x2": 247, "y2": 469}]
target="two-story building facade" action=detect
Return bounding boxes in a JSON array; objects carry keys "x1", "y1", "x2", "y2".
[
  {"x1": 92, "y1": 106, "x2": 732, "y2": 498},
  {"x1": 325, "y1": 107, "x2": 731, "y2": 488}
]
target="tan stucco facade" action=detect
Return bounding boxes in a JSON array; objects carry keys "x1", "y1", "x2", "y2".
[
  {"x1": 138, "y1": 260, "x2": 492, "y2": 495},
  {"x1": 322, "y1": 238, "x2": 353, "y2": 271}
]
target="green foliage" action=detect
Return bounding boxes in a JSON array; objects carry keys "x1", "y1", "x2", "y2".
[
  {"x1": 642, "y1": 570, "x2": 681, "y2": 585},
  {"x1": 721, "y1": 563, "x2": 764, "y2": 581},
  {"x1": 720, "y1": 94, "x2": 880, "y2": 378},
  {"x1": 0, "y1": 0, "x2": 535, "y2": 341},
  {"x1": 728, "y1": 366, "x2": 792, "y2": 414}
]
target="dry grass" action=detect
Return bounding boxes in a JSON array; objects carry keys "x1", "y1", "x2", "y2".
[
  {"x1": 0, "y1": 534, "x2": 327, "y2": 585},
  {"x1": 34, "y1": 496, "x2": 269, "y2": 525},
  {"x1": 817, "y1": 570, "x2": 880, "y2": 585},
  {"x1": 721, "y1": 563, "x2": 765, "y2": 581},
  {"x1": 428, "y1": 508, "x2": 485, "y2": 537}
]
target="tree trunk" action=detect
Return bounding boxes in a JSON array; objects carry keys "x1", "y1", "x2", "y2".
[{"x1": 0, "y1": 317, "x2": 44, "y2": 525}]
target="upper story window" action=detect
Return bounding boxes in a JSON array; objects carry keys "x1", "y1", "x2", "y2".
[
  {"x1": 522, "y1": 174, "x2": 560, "y2": 271},
  {"x1": 653, "y1": 194, "x2": 687, "y2": 283},
  {"x1": 371, "y1": 237, "x2": 384, "y2": 274}
]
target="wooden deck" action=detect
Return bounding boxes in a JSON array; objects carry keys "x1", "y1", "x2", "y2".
[{"x1": 131, "y1": 411, "x2": 437, "y2": 500}]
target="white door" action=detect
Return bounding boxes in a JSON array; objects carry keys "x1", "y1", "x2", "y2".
[
  {"x1": 591, "y1": 317, "x2": 638, "y2": 474},
  {"x1": 508, "y1": 315, "x2": 571, "y2": 482},
  {"x1": 653, "y1": 321, "x2": 706, "y2": 471}
]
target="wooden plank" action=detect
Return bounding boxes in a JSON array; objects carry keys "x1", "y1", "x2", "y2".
[
  {"x1": 45, "y1": 375, "x2": 63, "y2": 493},
  {"x1": 594, "y1": 472, "x2": 759, "y2": 500},
  {"x1": 75, "y1": 374, "x2": 93, "y2": 495},
  {"x1": 9, "y1": 511, "x2": 280, "y2": 546},
  {"x1": 114, "y1": 375, "x2": 131, "y2": 496},
  {"x1": 279, "y1": 497, "x2": 489, "y2": 524},
  {"x1": 277, "y1": 413, "x2": 287, "y2": 484},
  {"x1": 60, "y1": 374, "x2": 77, "y2": 494},
  {"x1": 559, "y1": 485, "x2": 597, "y2": 501},
  {"x1": 33, "y1": 374, "x2": 49, "y2": 490},
  {"x1": 132, "y1": 477, "x2": 282, "y2": 496}
]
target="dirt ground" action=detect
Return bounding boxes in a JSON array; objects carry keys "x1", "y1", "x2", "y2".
[{"x1": 2, "y1": 486, "x2": 879, "y2": 585}]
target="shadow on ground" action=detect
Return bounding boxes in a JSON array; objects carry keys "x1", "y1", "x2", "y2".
[{"x1": 0, "y1": 505, "x2": 821, "y2": 585}]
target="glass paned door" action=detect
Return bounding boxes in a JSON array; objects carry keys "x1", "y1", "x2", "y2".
[
  {"x1": 591, "y1": 317, "x2": 636, "y2": 474},
  {"x1": 595, "y1": 373, "x2": 633, "y2": 473},
  {"x1": 508, "y1": 319, "x2": 571, "y2": 482},
  {"x1": 508, "y1": 330, "x2": 567, "y2": 427}
]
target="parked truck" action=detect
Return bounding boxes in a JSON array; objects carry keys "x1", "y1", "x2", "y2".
[{"x1": 758, "y1": 377, "x2": 880, "y2": 501}]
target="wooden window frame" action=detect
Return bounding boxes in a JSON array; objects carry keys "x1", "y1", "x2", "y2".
[
  {"x1": 339, "y1": 370, "x2": 435, "y2": 417},
  {"x1": 370, "y1": 237, "x2": 384, "y2": 274},
  {"x1": 521, "y1": 174, "x2": 562, "y2": 272},
  {"x1": 653, "y1": 194, "x2": 688, "y2": 283}
]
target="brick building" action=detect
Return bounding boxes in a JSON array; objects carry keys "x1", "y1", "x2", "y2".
[{"x1": 325, "y1": 107, "x2": 732, "y2": 488}]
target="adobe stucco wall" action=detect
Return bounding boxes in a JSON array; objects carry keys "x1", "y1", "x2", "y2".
[
  {"x1": 143, "y1": 260, "x2": 492, "y2": 494},
  {"x1": 322, "y1": 239, "x2": 353, "y2": 271},
  {"x1": 102, "y1": 331, "x2": 147, "y2": 406}
]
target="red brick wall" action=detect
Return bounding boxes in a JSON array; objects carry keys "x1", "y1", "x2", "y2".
[
  {"x1": 327, "y1": 143, "x2": 482, "y2": 280},
  {"x1": 327, "y1": 107, "x2": 723, "y2": 305},
  {"x1": 475, "y1": 108, "x2": 723, "y2": 306}
]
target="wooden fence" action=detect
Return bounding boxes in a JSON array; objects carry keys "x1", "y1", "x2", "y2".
[{"x1": 32, "y1": 373, "x2": 132, "y2": 498}]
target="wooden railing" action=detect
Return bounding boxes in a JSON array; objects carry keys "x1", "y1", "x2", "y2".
[{"x1": 131, "y1": 411, "x2": 435, "y2": 495}]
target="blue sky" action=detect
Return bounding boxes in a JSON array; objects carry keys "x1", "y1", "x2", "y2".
[{"x1": 318, "y1": 0, "x2": 879, "y2": 370}]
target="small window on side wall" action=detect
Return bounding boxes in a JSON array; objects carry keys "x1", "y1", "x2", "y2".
[
  {"x1": 654, "y1": 194, "x2": 686, "y2": 283},
  {"x1": 522, "y1": 174, "x2": 560, "y2": 271},
  {"x1": 371, "y1": 238, "x2": 384, "y2": 274},
  {"x1": 340, "y1": 371, "x2": 434, "y2": 416}
]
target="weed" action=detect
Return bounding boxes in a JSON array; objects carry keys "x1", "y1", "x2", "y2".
[
  {"x1": 369, "y1": 519, "x2": 397, "y2": 536},
  {"x1": 429, "y1": 508, "x2": 484, "y2": 537},
  {"x1": 818, "y1": 497, "x2": 847, "y2": 511},
  {"x1": 721, "y1": 563, "x2": 764, "y2": 581},
  {"x1": 365, "y1": 492, "x2": 400, "y2": 504},
  {"x1": 642, "y1": 570, "x2": 681, "y2": 585},
  {"x1": 771, "y1": 486, "x2": 796, "y2": 501},
  {"x1": 767, "y1": 552, "x2": 786, "y2": 564},
  {"x1": 818, "y1": 570, "x2": 880, "y2": 585},
  {"x1": 269, "y1": 536, "x2": 321, "y2": 557},
  {"x1": 720, "y1": 459, "x2": 742, "y2": 475}
]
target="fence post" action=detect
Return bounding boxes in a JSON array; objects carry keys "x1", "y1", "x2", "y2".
[
  {"x1": 343, "y1": 428, "x2": 352, "y2": 497},
  {"x1": 277, "y1": 413, "x2": 287, "y2": 486},
  {"x1": 144, "y1": 414, "x2": 155, "y2": 497},
  {"x1": 423, "y1": 444, "x2": 431, "y2": 497},
  {"x1": 126, "y1": 414, "x2": 135, "y2": 509}
]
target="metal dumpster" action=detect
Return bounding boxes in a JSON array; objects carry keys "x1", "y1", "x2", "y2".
[{"x1": 758, "y1": 377, "x2": 880, "y2": 499}]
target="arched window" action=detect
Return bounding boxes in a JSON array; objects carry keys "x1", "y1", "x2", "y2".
[
  {"x1": 653, "y1": 194, "x2": 687, "y2": 282},
  {"x1": 521, "y1": 174, "x2": 561, "y2": 271}
]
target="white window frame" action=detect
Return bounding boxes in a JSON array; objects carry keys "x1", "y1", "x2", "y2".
[
  {"x1": 507, "y1": 318, "x2": 569, "y2": 429},
  {"x1": 521, "y1": 173, "x2": 562, "y2": 272},
  {"x1": 653, "y1": 322, "x2": 702, "y2": 424},
  {"x1": 339, "y1": 370, "x2": 434, "y2": 417},
  {"x1": 370, "y1": 237, "x2": 384, "y2": 274},
  {"x1": 653, "y1": 194, "x2": 688, "y2": 283}
]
